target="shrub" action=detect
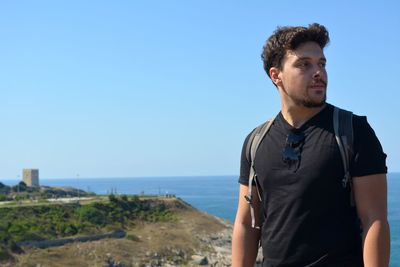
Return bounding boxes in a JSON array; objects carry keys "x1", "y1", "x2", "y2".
[
  {"x1": 64, "y1": 224, "x2": 78, "y2": 236},
  {"x1": 76, "y1": 205, "x2": 107, "y2": 226},
  {"x1": 108, "y1": 194, "x2": 117, "y2": 203}
]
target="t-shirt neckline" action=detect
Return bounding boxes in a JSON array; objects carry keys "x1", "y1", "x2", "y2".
[{"x1": 278, "y1": 103, "x2": 332, "y2": 132}]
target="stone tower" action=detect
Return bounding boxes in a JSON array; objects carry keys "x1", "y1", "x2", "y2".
[{"x1": 22, "y1": 169, "x2": 39, "y2": 187}]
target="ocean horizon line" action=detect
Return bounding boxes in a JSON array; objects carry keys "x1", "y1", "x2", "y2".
[
  {"x1": 0, "y1": 174, "x2": 239, "y2": 181},
  {"x1": 2, "y1": 172, "x2": 400, "y2": 181}
]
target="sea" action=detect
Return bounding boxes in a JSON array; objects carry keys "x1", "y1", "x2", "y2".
[{"x1": 3, "y1": 173, "x2": 399, "y2": 266}]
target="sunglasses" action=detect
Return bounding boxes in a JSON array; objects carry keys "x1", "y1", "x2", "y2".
[{"x1": 282, "y1": 132, "x2": 305, "y2": 163}]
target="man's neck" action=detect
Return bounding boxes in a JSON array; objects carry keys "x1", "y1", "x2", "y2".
[{"x1": 281, "y1": 104, "x2": 326, "y2": 128}]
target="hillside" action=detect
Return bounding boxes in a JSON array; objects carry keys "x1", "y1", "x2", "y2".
[{"x1": 0, "y1": 196, "x2": 239, "y2": 266}]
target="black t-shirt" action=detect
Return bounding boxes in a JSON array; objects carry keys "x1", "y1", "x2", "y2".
[{"x1": 239, "y1": 104, "x2": 387, "y2": 267}]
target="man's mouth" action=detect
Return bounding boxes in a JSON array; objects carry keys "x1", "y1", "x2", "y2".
[{"x1": 309, "y1": 80, "x2": 327, "y2": 89}]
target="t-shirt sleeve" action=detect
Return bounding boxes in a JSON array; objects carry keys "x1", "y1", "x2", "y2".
[
  {"x1": 350, "y1": 115, "x2": 387, "y2": 177},
  {"x1": 238, "y1": 131, "x2": 254, "y2": 185}
]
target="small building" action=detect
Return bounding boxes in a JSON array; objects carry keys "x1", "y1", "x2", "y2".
[{"x1": 22, "y1": 169, "x2": 39, "y2": 187}]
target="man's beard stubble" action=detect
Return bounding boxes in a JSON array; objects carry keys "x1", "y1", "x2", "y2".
[
  {"x1": 301, "y1": 79, "x2": 328, "y2": 108},
  {"x1": 301, "y1": 93, "x2": 326, "y2": 108},
  {"x1": 287, "y1": 88, "x2": 327, "y2": 108}
]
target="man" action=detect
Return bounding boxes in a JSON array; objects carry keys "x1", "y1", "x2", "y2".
[{"x1": 232, "y1": 23, "x2": 390, "y2": 267}]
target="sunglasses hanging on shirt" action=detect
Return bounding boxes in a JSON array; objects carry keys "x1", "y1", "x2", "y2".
[{"x1": 282, "y1": 131, "x2": 305, "y2": 164}]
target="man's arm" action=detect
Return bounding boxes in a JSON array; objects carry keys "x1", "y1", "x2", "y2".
[
  {"x1": 232, "y1": 184, "x2": 261, "y2": 267},
  {"x1": 353, "y1": 173, "x2": 390, "y2": 267}
]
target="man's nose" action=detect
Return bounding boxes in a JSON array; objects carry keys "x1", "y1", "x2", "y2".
[{"x1": 312, "y1": 65, "x2": 323, "y2": 78}]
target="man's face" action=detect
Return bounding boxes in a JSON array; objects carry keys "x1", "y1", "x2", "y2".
[{"x1": 277, "y1": 41, "x2": 328, "y2": 108}]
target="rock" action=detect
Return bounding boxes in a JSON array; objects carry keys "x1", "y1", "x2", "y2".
[
  {"x1": 199, "y1": 256, "x2": 208, "y2": 265},
  {"x1": 191, "y1": 255, "x2": 209, "y2": 265},
  {"x1": 172, "y1": 248, "x2": 185, "y2": 257}
]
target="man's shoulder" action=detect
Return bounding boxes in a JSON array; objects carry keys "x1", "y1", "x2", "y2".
[
  {"x1": 328, "y1": 104, "x2": 370, "y2": 129},
  {"x1": 331, "y1": 105, "x2": 382, "y2": 155},
  {"x1": 244, "y1": 114, "x2": 280, "y2": 138},
  {"x1": 330, "y1": 104, "x2": 366, "y2": 120}
]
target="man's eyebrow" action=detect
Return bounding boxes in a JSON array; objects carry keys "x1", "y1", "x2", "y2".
[{"x1": 295, "y1": 57, "x2": 327, "y2": 62}]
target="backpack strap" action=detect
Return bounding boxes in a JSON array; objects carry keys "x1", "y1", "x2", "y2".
[
  {"x1": 244, "y1": 118, "x2": 275, "y2": 229},
  {"x1": 333, "y1": 107, "x2": 355, "y2": 206}
]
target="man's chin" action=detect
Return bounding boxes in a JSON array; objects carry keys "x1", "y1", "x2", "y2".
[{"x1": 302, "y1": 98, "x2": 326, "y2": 108}]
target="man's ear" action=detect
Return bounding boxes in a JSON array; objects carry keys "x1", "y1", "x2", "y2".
[{"x1": 269, "y1": 67, "x2": 282, "y2": 87}]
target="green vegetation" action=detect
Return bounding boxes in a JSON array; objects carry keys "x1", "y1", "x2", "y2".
[{"x1": 0, "y1": 195, "x2": 177, "y2": 262}]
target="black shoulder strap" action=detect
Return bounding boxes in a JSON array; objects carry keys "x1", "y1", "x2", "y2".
[
  {"x1": 245, "y1": 120, "x2": 273, "y2": 163},
  {"x1": 333, "y1": 107, "x2": 355, "y2": 205},
  {"x1": 244, "y1": 118, "x2": 274, "y2": 229}
]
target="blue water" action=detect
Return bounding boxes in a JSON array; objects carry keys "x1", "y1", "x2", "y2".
[{"x1": 2, "y1": 174, "x2": 399, "y2": 266}]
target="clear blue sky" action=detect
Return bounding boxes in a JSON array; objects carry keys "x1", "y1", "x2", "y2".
[{"x1": 1, "y1": 1, "x2": 399, "y2": 179}]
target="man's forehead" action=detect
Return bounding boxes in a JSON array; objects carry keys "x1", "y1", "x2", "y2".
[{"x1": 285, "y1": 44, "x2": 325, "y2": 61}]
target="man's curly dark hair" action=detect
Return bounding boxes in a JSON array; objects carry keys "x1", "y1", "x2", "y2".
[{"x1": 261, "y1": 23, "x2": 330, "y2": 79}]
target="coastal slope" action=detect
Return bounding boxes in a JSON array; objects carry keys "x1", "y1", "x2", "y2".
[{"x1": 4, "y1": 196, "x2": 234, "y2": 266}]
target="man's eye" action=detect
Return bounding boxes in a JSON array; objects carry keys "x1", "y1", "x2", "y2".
[{"x1": 298, "y1": 62, "x2": 309, "y2": 68}]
